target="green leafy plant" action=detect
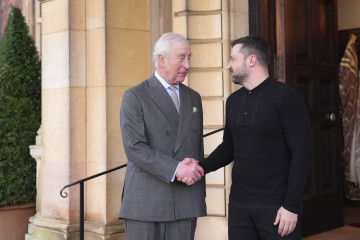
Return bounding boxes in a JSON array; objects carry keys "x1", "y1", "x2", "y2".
[
  {"x1": 0, "y1": 7, "x2": 41, "y2": 206},
  {"x1": 0, "y1": 7, "x2": 41, "y2": 114}
]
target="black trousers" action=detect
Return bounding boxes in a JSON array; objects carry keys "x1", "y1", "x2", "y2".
[{"x1": 228, "y1": 201, "x2": 302, "y2": 240}]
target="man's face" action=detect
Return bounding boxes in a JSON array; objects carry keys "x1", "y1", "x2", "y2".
[
  {"x1": 227, "y1": 44, "x2": 248, "y2": 85},
  {"x1": 163, "y1": 40, "x2": 191, "y2": 85}
]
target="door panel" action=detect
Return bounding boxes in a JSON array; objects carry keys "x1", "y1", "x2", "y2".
[
  {"x1": 250, "y1": 0, "x2": 343, "y2": 237},
  {"x1": 283, "y1": 0, "x2": 343, "y2": 236}
]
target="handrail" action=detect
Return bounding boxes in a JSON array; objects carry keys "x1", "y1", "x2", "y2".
[
  {"x1": 60, "y1": 163, "x2": 128, "y2": 240},
  {"x1": 60, "y1": 163, "x2": 128, "y2": 198},
  {"x1": 203, "y1": 127, "x2": 224, "y2": 137},
  {"x1": 60, "y1": 127, "x2": 224, "y2": 240}
]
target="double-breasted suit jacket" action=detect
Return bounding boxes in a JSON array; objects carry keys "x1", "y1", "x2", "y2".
[{"x1": 119, "y1": 74, "x2": 206, "y2": 221}]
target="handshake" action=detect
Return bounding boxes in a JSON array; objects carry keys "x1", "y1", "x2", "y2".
[{"x1": 175, "y1": 158, "x2": 204, "y2": 185}]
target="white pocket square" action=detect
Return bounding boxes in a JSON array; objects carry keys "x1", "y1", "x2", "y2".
[{"x1": 193, "y1": 107, "x2": 197, "y2": 113}]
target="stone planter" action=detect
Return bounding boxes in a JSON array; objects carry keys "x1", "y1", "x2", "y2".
[{"x1": 0, "y1": 201, "x2": 35, "y2": 240}]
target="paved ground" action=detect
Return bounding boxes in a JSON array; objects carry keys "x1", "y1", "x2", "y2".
[{"x1": 304, "y1": 226, "x2": 360, "y2": 240}]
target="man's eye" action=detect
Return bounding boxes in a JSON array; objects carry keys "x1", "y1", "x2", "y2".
[{"x1": 178, "y1": 57, "x2": 185, "y2": 61}]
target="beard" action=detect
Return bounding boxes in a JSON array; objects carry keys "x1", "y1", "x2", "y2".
[{"x1": 231, "y1": 62, "x2": 248, "y2": 85}]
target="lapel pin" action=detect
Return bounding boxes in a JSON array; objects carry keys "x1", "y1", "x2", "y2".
[{"x1": 193, "y1": 107, "x2": 197, "y2": 113}]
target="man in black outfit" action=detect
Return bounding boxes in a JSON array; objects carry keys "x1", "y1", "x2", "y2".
[{"x1": 198, "y1": 36, "x2": 312, "y2": 239}]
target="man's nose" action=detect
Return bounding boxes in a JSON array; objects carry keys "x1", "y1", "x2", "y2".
[
  {"x1": 183, "y1": 58, "x2": 190, "y2": 69},
  {"x1": 227, "y1": 62, "x2": 231, "y2": 70}
]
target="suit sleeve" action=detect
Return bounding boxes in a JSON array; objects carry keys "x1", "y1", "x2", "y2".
[
  {"x1": 120, "y1": 89, "x2": 179, "y2": 183},
  {"x1": 280, "y1": 90, "x2": 312, "y2": 214}
]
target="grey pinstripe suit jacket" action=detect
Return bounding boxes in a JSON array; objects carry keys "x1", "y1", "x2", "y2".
[{"x1": 119, "y1": 74, "x2": 206, "y2": 221}]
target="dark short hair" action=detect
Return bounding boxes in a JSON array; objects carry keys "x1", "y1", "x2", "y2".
[{"x1": 231, "y1": 35, "x2": 271, "y2": 67}]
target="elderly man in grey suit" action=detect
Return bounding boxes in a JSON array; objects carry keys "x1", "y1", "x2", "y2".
[{"x1": 119, "y1": 32, "x2": 206, "y2": 240}]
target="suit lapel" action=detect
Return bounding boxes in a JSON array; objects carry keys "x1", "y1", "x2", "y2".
[
  {"x1": 175, "y1": 84, "x2": 193, "y2": 152},
  {"x1": 148, "y1": 75, "x2": 179, "y2": 128}
]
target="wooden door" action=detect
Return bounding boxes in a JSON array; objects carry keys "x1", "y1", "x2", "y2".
[{"x1": 250, "y1": 0, "x2": 343, "y2": 237}]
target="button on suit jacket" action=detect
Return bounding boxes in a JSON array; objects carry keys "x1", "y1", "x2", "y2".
[{"x1": 119, "y1": 74, "x2": 206, "y2": 221}]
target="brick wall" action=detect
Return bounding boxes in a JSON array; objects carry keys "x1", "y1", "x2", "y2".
[{"x1": 1, "y1": 0, "x2": 23, "y2": 34}]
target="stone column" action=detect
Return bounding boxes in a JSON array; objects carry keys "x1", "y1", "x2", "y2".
[
  {"x1": 27, "y1": 0, "x2": 87, "y2": 239},
  {"x1": 85, "y1": 0, "x2": 150, "y2": 238}
]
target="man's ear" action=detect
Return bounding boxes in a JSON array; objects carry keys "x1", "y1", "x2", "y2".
[
  {"x1": 158, "y1": 54, "x2": 166, "y2": 67},
  {"x1": 248, "y1": 55, "x2": 257, "y2": 67}
]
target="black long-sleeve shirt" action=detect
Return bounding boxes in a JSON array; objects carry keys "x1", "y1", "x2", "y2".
[{"x1": 200, "y1": 78, "x2": 312, "y2": 214}]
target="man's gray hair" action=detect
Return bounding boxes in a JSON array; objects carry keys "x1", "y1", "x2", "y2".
[{"x1": 153, "y1": 32, "x2": 188, "y2": 69}]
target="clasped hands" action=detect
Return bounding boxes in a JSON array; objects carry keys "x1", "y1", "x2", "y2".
[{"x1": 175, "y1": 158, "x2": 204, "y2": 185}]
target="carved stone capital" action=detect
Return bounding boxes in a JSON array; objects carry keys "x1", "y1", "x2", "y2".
[{"x1": 38, "y1": 0, "x2": 52, "y2": 3}]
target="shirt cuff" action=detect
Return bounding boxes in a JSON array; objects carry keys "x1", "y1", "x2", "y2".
[{"x1": 171, "y1": 163, "x2": 180, "y2": 182}]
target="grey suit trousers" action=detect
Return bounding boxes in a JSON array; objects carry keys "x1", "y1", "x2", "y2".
[{"x1": 124, "y1": 219, "x2": 197, "y2": 240}]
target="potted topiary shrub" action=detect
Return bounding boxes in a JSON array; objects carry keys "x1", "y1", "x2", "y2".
[{"x1": 0, "y1": 7, "x2": 41, "y2": 240}]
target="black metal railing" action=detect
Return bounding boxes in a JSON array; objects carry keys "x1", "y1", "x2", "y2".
[{"x1": 60, "y1": 127, "x2": 224, "y2": 240}]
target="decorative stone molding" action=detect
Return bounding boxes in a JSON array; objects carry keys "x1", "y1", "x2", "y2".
[
  {"x1": 29, "y1": 126, "x2": 42, "y2": 190},
  {"x1": 26, "y1": 214, "x2": 126, "y2": 240},
  {"x1": 85, "y1": 220, "x2": 126, "y2": 237},
  {"x1": 26, "y1": 214, "x2": 81, "y2": 239},
  {"x1": 29, "y1": 126, "x2": 42, "y2": 162}
]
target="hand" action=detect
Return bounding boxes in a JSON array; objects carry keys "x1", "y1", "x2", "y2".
[
  {"x1": 274, "y1": 207, "x2": 298, "y2": 237},
  {"x1": 179, "y1": 161, "x2": 204, "y2": 185},
  {"x1": 178, "y1": 176, "x2": 193, "y2": 185},
  {"x1": 175, "y1": 158, "x2": 204, "y2": 185}
]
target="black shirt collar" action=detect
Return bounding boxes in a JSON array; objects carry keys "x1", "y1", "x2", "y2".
[{"x1": 244, "y1": 77, "x2": 272, "y2": 93}]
